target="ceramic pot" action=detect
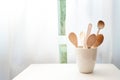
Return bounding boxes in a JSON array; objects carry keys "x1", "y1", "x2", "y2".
[{"x1": 75, "y1": 47, "x2": 97, "y2": 73}]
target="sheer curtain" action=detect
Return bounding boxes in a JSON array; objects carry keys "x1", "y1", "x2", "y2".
[
  {"x1": 0, "y1": 0, "x2": 59, "y2": 80},
  {"x1": 66, "y1": 0, "x2": 112, "y2": 63}
]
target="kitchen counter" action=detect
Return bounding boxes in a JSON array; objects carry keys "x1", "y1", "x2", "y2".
[{"x1": 13, "y1": 64, "x2": 120, "y2": 80}]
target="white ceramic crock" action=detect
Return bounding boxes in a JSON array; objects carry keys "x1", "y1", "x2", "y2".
[{"x1": 75, "y1": 47, "x2": 97, "y2": 73}]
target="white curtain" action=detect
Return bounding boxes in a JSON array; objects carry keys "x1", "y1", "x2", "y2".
[
  {"x1": 66, "y1": 0, "x2": 112, "y2": 63},
  {"x1": 0, "y1": 0, "x2": 59, "y2": 80},
  {"x1": 0, "y1": 0, "x2": 113, "y2": 80}
]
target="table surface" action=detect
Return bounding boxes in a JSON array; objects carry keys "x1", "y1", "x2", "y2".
[{"x1": 13, "y1": 64, "x2": 120, "y2": 80}]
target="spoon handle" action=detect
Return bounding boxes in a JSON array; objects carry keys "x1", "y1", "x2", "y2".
[{"x1": 97, "y1": 29, "x2": 100, "y2": 35}]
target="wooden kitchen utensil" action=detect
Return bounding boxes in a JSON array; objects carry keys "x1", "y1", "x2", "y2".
[
  {"x1": 68, "y1": 32, "x2": 78, "y2": 47},
  {"x1": 80, "y1": 31, "x2": 85, "y2": 46},
  {"x1": 84, "y1": 23, "x2": 92, "y2": 48},
  {"x1": 86, "y1": 34, "x2": 96, "y2": 48},
  {"x1": 86, "y1": 23, "x2": 92, "y2": 37},
  {"x1": 97, "y1": 20, "x2": 105, "y2": 34},
  {"x1": 92, "y1": 34, "x2": 104, "y2": 48}
]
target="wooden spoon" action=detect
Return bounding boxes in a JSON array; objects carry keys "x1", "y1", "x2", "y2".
[
  {"x1": 68, "y1": 32, "x2": 78, "y2": 47},
  {"x1": 97, "y1": 20, "x2": 105, "y2": 34},
  {"x1": 86, "y1": 34, "x2": 96, "y2": 48},
  {"x1": 92, "y1": 34, "x2": 104, "y2": 48}
]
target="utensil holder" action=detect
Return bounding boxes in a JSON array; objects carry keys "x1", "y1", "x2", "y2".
[{"x1": 75, "y1": 47, "x2": 97, "y2": 73}]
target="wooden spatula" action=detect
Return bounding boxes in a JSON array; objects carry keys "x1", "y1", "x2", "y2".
[
  {"x1": 80, "y1": 31, "x2": 85, "y2": 46},
  {"x1": 86, "y1": 34, "x2": 96, "y2": 48},
  {"x1": 68, "y1": 32, "x2": 78, "y2": 47},
  {"x1": 84, "y1": 23, "x2": 92, "y2": 48},
  {"x1": 92, "y1": 34, "x2": 104, "y2": 48}
]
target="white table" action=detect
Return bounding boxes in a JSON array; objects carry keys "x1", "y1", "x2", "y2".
[{"x1": 13, "y1": 64, "x2": 120, "y2": 80}]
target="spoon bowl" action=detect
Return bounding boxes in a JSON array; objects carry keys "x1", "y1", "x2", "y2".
[
  {"x1": 97, "y1": 20, "x2": 105, "y2": 34},
  {"x1": 68, "y1": 32, "x2": 78, "y2": 47},
  {"x1": 86, "y1": 34, "x2": 96, "y2": 48},
  {"x1": 92, "y1": 34, "x2": 104, "y2": 48}
]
